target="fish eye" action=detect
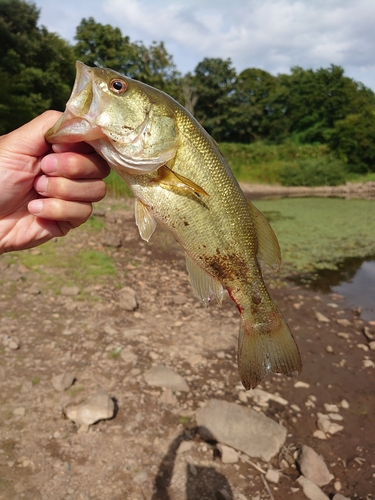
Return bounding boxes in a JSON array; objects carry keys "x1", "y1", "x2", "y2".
[{"x1": 110, "y1": 79, "x2": 127, "y2": 94}]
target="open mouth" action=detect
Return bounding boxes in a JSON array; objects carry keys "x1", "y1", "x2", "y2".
[{"x1": 45, "y1": 61, "x2": 104, "y2": 143}]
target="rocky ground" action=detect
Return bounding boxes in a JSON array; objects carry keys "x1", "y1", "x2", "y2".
[{"x1": 0, "y1": 196, "x2": 374, "y2": 500}]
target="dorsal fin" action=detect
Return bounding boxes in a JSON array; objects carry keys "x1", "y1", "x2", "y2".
[
  {"x1": 185, "y1": 253, "x2": 223, "y2": 306},
  {"x1": 248, "y1": 201, "x2": 281, "y2": 271}
]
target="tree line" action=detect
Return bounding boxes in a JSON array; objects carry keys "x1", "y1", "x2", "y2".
[{"x1": 1, "y1": 0, "x2": 375, "y2": 173}]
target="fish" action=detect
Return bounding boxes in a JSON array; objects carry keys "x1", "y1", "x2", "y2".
[{"x1": 46, "y1": 61, "x2": 302, "y2": 389}]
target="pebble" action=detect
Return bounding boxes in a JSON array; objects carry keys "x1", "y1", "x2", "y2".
[
  {"x1": 102, "y1": 234, "x2": 122, "y2": 247},
  {"x1": 315, "y1": 312, "x2": 330, "y2": 323},
  {"x1": 316, "y1": 414, "x2": 331, "y2": 434},
  {"x1": 326, "y1": 345, "x2": 334, "y2": 353},
  {"x1": 324, "y1": 403, "x2": 339, "y2": 413},
  {"x1": 217, "y1": 444, "x2": 239, "y2": 464},
  {"x1": 104, "y1": 325, "x2": 118, "y2": 336},
  {"x1": 196, "y1": 399, "x2": 286, "y2": 461},
  {"x1": 118, "y1": 286, "x2": 138, "y2": 311},
  {"x1": 60, "y1": 285, "x2": 80, "y2": 296},
  {"x1": 246, "y1": 388, "x2": 288, "y2": 406},
  {"x1": 363, "y1": 326, "x2": 375, "y2": 341},
  {"x1": 13, "y1": 407, "x2": 26, "y2": 417},
  {"x1": 265, "y1": 468, "x2": 280, "y2": 484},
  {"x1": 294, "y1": 381, "x2": 310, "y2": 389},
  {"x1": 369, "y1": 341, "x2": 375, "y2": 351},
  {"x1": 329, "y1": 423, "x2": 344, "y2": 434},
  {"x1": 328, "y1": 413, "x2": 343, "y2": 421},
  {"x1": 159, "y1": 388, "x2": 177, "y2": 406},
  {"x1": 64, "y1": 389, "x2": 115, "y2": 431},
  {"x1": 8, "y1": 339, "x2": 20, "y2": 350},
  {"x1": 337, "y1": 319, "x2": 351, "y2": 327},
  {"x1": 313, "y1": 430, "x2": 327, "y2": 440},
  {"x1": 297, "y1": 445, "x2": 331, "y2": 486},
  {"x1": 357, "y1": 343, "x2": 369, "y2": 351},
  {"x1": 52, "y1": 372, "x2": 76, "y2": 392},
  {"x1": 291, "y1": 404, "x2": 301, "y2": 412},
  {"x1": 120, "y1": 350, "x2": 138, "y2": 364},
  {"x1": 143, "y1": 365, "x2": 190, "y2": 392},
  {"x1": 334, "y1": 480, "x2": 342, "y2": 491},
  {"x1": 176, "y1": 441, "x2": 193, "y2": 454},
  {"x1": 238, "y1": 391, "x2": 248, "y2": 403},
  {"x1": 340, "y1": 399, "x2": 350, "y2": 409},
  {"x1": 337, "y1": 332, "x2": 350, "y2": 339},
  {"x1": 296, "y1": 476, "x2": 329, "y2": 500},
  {"x1": 362, "y1": 359, "x2": 375, "y2": 368}
]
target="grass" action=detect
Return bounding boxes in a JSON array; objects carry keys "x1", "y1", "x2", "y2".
[
  {"x1": 8, "y1": 242, "x2": 116, "y2": 291},
  {"x1": 104, "y1": 170, "x2": 133, "y2": 198},
  {"x1": 253, "y1": 197, "x2": 375, "y2": 273},
  {"x1": 219, "y1": 141, "x2": 332, "y2": 184},
  {"x1": 103, "y1": 141, "x2": 375, "y2": 196}
]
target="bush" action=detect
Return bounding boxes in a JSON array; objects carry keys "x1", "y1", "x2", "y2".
[{"x1": 279, "y1": 158, "x2": 348, "y2": 187}]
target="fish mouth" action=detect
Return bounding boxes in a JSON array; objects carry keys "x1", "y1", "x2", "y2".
[{"x1": 46, "y1": 61, "x2": 105, "y2": 144}]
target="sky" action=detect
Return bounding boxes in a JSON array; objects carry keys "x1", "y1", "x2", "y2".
[{"x1": 33, "y1": 0, "x2": 375, "y2": 91}]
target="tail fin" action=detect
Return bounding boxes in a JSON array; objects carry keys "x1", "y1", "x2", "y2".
[{"x1": 237, "y1": 310, "x2": 302, "y2": 390}]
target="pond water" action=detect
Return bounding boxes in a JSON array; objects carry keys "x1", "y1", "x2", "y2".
[
  {"x1": 252, "y1": 194, "x2": 375, "y2": 321},
  {"x1": 293, "y1": 254, "x2": 375, "y2": 321},
  {"x1": 331, "y1": 259, "x2": 375, "y2": 321}
]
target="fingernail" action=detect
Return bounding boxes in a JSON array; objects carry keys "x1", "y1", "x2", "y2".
[
  {"x1": 41, "y1": 155, "x2": 58, "y2": 174},
  {"x1": 35, "y1": 175, "x2": 48, "y2": 194},
  {"x1": 28, "y1": 199, "x2": 43, "y2": 215}
]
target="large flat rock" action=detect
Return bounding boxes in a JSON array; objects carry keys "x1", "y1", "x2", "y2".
[{"x1": 196, "y1": 399, "x2": 286, "y2": 462}]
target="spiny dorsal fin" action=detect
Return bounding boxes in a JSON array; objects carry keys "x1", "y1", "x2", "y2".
[
  {"x1": 134, "y1": 198, "x2": 157, "y2": 242},
  {"x1": 248, "y1": 201, "x2": 281, "y2": 271},
  {"x1": 156, "y1": 165, "x2": 208, "y2": 197},
  {"x1": 185, "y1": 253, "x2": 223, "y2": 306}
]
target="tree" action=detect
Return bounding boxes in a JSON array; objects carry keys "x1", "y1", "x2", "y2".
[
  {"x1": 269, "y1": 65, "x2": 375, "y2": 144},
  {"x1": 74, "y1": 18, "x2": 180, "y2": 96},
  {"x1": 191, "y1": 57, "x2": 237, "y2": 141},
  {"x1": 330, "y1": 108, "x2": 375, "y2": 173},
  {"x1": 0, "y1": 0, "x2": 75, "y2": 133},
  {"x1": 226, "y1": 68, "x2": 277, "y2": 142}
]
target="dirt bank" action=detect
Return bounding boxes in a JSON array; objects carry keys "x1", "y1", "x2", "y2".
[
  {"x1": 240, "y1": 181, "x2": 375, "y2": 200},
  {"x1": 0, "y1": 198, "x2": 374, "y2": 499}
]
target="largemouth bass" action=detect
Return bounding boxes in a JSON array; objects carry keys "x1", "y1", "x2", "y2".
[{"x1": 46, "y1": 61, "x2": 302, "y2": 389}]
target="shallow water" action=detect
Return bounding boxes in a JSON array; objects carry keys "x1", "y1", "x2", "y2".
[
  {"x1": 303, "y1": 258, "x2": 375, "y2": 321},
  {"x1": 331, "y1": 259, "x2": 375, "y2": 321}
]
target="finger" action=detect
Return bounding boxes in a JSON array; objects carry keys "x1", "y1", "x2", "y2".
[
  {"x1": 52, "y1": 142, "x2": 98, "y2": 154},
  {"x1": 2, "y1": 111, "x2": 63, "y2": 157},
  {"x1": 28, "y1": 198, "x2": 93, "y2": 228},
  {"x1": 41, "y1": 152, "x2": 110, "y2": 179},
  {"x1": 34, "y1": 175, "x2": 107, "y2": 202}
]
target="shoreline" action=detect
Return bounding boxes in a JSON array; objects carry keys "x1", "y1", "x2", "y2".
[{"x1": 240, "y1": 180, "x2": 375, "y2": 199}]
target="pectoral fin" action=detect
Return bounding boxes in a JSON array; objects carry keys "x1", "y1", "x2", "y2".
[
  {"x1": 185, "y1": 254, "x2": 223, "y2": 306},
  {"x1": 134, "y1": 198, "x2": 157, "y2": 242},
  {"x1": 248, "y1": 201, "x2": 281, "y2": 271},
  {"x1": 156, "y1": 165, "x2": 208, "y2": 197}
]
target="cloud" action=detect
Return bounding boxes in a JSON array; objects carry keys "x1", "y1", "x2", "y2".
[
  {"x1": 103, "y1": 0, "x2": 375, "y2": 82},
  {"x1": 35, "y1": 0, "x2": 375, "y2": 88}
]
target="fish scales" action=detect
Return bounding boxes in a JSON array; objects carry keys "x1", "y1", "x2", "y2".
[{"x1": 46, "y1": 61, "x2": 302, "y2": 389}]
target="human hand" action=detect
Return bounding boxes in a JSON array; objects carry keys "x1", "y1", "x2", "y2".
[{"x1": 0, "y1": 110, "x2": 110, "y2": 254}]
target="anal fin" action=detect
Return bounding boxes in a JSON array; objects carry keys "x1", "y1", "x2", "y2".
[
  {"x1": 185, "y1": 253, "x2": 223, "y2": 306},
  {"x1": 248, "y1": 201, "x2": 281, "y2": 271}
]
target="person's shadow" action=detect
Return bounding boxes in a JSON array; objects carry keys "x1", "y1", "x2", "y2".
[{"x1": 152, "y1": 428, "x2": 233, "y2": 500}]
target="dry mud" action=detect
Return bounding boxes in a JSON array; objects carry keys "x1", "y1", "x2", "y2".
[{"x1": 0, "y1": 197, "x2": 374, "y2": 500}]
